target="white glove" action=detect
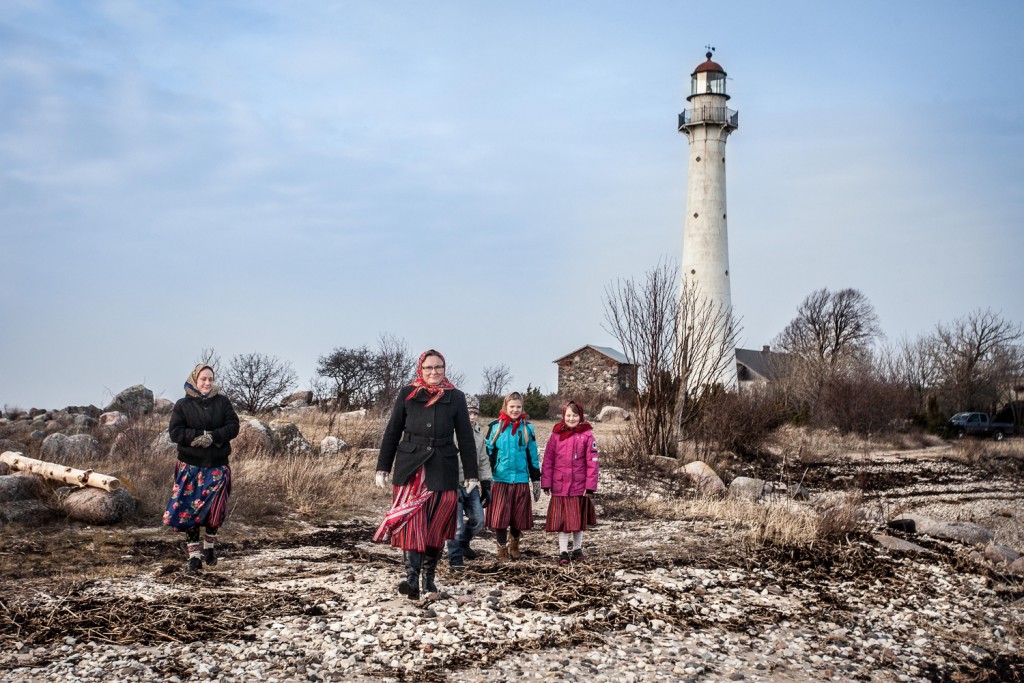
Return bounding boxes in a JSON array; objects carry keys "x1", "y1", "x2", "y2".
[
  {"x1": 532, "y1": 481, "x2": 541, "y2": 502},
  {"x1": 464, "y1": 479, "x2": 479, "y2": 494},
  {"x1": 374, "y1": 471, "x2": 389, "y2": 489}
]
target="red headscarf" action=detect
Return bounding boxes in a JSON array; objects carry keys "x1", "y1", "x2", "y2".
[
  {"x1": 406, "y1": 349, "x2": 455, "y2": 407},
  {"x1": 552, "y1": 401, "x2": 592, "y2": 441},
  {"x1": 497, "y1": 391, "x2": 527, "y2": 435}
]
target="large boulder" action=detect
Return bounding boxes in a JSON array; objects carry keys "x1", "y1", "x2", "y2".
[
  {"x1": 0, "y1": 439, "x2": 27, "y2": 455},
  {"x1": 61, "y1": 487, "x2": 137, "y2": 524},
  {"x1": 682, "y1": 461, "x2": 726, "y2": 496},
  {"x1": 594, "y1": 406, "x2": 630, "y2": 423},
  {"x1": 99, "y1": 412, "x2": 129, "y2": 429},
  {"x1": 41, "y1": 433, "x2": 69, "y2": 460},
  {"x1": 337, "y1": 408, "x2": 368, "y2": 422},
  {"x1": 729, "y1": 476, "x2": 767, "y2": 502},
  {"x1": 872, "y1": 534, "x2": 933, "y2": 555},
  {"x1": 0, "y1": 499, "x2": 58, "y2": 524},
  {"x1": 149, "y1": 430, "x2": 178, "y2": 458},
  {"x1": 893, "y1": 514, "x2": 994, "y2": 547},
  {"x1": 320, "y1": 435, "x2": 348, "y2": 456},
  {"x1": 62, "y1": 405, "x2": 102, "y2": 418},
  {"x1": 269, "y1": 421, "x2": 311, "y2": 454},
  {"x1": 104, "y1": 385, "x2": 154, "y2": 416},
  {"x1": 983, "y1": 544, "x2": 1022, "y2": 565},
  {"x1": 0, "y1": 473, "x2": 47, "y2": 503},
  {"x1": 235, "y1": 419, "x2": 274, "y2": 455},
  {"x1": 281, "y1": 390, "x2": 314, "y2": 407},
  {"x1": 152, "y1": 398, "x2": 174, "y2": 415}
]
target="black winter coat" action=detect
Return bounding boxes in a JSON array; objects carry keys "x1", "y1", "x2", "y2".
[
  {"x1": 376, "y1": 386, "x2": 479, "y2": 490},
  {"x1": 169, "y1": 393, "x2": 240, "y2": 468}
]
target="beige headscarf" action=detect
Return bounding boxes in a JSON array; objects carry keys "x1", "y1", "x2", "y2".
[{"x1": 184, "y1": 364, "x2": 220, "y2": 398}]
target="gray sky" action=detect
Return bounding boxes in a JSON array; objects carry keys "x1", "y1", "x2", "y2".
[{"x1": 2, "y1": 1, "x2": 1022, "y2": 410}]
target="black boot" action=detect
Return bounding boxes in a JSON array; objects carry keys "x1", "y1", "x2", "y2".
[
  {"x1": 398, "y1": 551, "x2": 421, "y2": 600},
  {"x1": 421, "y1": 549, "x2": 440, "y2": 596}
]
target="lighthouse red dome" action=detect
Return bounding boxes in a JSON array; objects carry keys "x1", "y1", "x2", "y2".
[{"x1": 693, "y1": 52, "x2": 725, "y2": 74}]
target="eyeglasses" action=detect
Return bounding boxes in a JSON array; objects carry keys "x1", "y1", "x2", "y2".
[{"x1": 421, "y1": 365, "x2": 445, "y2": 372}]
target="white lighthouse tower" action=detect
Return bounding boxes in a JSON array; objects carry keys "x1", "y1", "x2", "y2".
[{"x1": 678, "y1": 49, "x2": 739, "y2": 388}]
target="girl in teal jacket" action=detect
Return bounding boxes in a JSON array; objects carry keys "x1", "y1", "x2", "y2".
[{"x1": 483, "y1": 391, "x2": 541, "y2": 561}]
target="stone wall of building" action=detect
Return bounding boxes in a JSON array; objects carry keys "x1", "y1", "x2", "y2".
[{"x1": 556, "y1": 348, "x2": 636, "y2": 398}]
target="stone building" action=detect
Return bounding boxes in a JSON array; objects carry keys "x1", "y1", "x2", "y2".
[{"x1": 553, "y1": 345, "x2": 637, "y2": 399}]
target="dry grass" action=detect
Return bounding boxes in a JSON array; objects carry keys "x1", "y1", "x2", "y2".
[
  {"x1": 1, "y1": 409, "x2": 386, "y2": 527},
  {"x1": 629, "y1": 492, "x2": 864, "y2": 547},
  {"x1": 947, "y1": 437, "x2": 1024, "y2": 474},
  {"x1": 766, "y1": 424, "x2": 944, "y2": 463}
]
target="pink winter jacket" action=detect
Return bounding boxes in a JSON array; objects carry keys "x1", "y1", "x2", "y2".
[{"x1": 541, "y1": 429, "x2": 599, "y2": 496}]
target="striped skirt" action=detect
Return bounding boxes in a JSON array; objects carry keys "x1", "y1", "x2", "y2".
[
  {"x1": 545, "y1": 495, "x2": 598, "y2": 533},
  {"x1": 372, "y1": 467, "x2": 458, "y2": 552},
  {"x1": 162, "y1": 461, "x2": 232, "y2": 531},
  {"x1": 485, "y1": 481, "x2": 534, "y2": 531}
]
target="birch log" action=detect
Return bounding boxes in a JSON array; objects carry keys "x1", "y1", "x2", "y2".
[{"x1": 0, "y1": 452, "x2": 122, "y2": 492}]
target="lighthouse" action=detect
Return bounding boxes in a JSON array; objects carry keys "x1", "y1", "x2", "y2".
[{"x1": 678, "y1": 50, "x2": 739, "y2": 388}]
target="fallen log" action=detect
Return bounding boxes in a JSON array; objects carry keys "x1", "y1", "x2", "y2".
[{"x1": 1, "y1": 452, "x2": 122, "y2": 492}]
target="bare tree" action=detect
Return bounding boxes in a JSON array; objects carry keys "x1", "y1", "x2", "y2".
[
  {"x1": 929, "y1": 308, "x2": 1023, "y2": 414},
  {"x1": 603, "y1": 259, "x2": 739, "y2": 458},
  {"x1": 316, "y1": 346, "x2": 378, "y2": 411},
  {"x1": 481, "y1": 364, "x2": 513, "y2": 396},
  {"x1": 222, "y1": 353, "x2": 298, "y2": 414},
  {"x1": 445, "y1": 367, "x2": 467, "y2": 390},
  {"x1": 375, "y1": 333, "x2": 416, "y2": 407},
  {"x1": 316, "y1": 335, "x2": 418, "y2": 412},
  {"x1": 196, "y1": 348, "x2": 222, "y2": 375},
  {"x1": 773, "y1": 288, "x2": 881, "y2": 409}
]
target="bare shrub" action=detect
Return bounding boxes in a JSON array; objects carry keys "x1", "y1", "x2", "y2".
[
  {"x1": 813, "y1": 372, "x2": 918, "y2": 435},
  {"x1": 602, "y1": 259, "x2": 739, "y2": 459},
  {"x1": 687, "y1": 385, "x2": 791, "y2": 461},
  {"x1": 222, "y1": 353, "x2": 298, "y2": 414}
]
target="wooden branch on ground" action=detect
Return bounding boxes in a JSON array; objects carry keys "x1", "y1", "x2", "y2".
[{"x1": 0, "y1": 452, "x2": 122, "y2": 492}]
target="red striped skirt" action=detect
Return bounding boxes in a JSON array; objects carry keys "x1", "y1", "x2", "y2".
[
  {"x1": 545, "y1": 495, "x2": 597, "y2": 532},
  {"x1": 485, "y1": 481, "x2": 534, "y2": 531},
  {"x1": 372, "y1": 467, "x2": 458, "y2": 551}
]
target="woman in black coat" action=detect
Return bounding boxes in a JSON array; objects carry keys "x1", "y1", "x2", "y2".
[
  {"x1": 372, "y1": 349, "x2": 479, "y2": 599},
  {"x1": 163, "y1": 363, "x2": 240, "y2": 572}
]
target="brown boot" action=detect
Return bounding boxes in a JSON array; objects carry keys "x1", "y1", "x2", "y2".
[
  {"x1": 496, "y1": 543, "x2": 510, "y2": 563},
  {"x1": 509, "y1": 536, "x2": 521, "y2": 560}
]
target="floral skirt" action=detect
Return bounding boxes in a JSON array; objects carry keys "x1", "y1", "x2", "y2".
[
  {"x1": 485, "y1": 481, "x2": 534, "y2": 531},
  {"x1": 545, "y1": 495, "x2": 597, "y2": 532},
  {"x1": 162, "y1": 461, "x2": 232, "y2": 531},
  {"x1": 373, "y1": 467, "x2": 458, "y2": 552}
]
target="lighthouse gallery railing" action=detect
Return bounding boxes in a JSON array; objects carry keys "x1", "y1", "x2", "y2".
[{"x1": 678, "y1": 107, "x2": 739, "y2": 129}]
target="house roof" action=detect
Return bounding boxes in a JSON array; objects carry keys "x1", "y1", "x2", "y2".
[
  {"x1": 553, "y1": 344, "x2": 633, "y2": 365},
  {"x1": 735, "y1": 347, "x2": 787, "y2": 381}
]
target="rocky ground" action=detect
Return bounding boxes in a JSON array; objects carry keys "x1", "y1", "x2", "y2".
[{"x1": 1, "y1": 445, "x2": 1022, "y2": 683}]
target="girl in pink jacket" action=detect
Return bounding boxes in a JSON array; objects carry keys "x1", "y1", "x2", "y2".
[{"x1": 541, "y1": 401, "x2": 599, "y2": 565}]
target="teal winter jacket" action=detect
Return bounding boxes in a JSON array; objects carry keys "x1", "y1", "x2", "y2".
[{"x1": 485, "y1": 420, "x2": 540, "y2": 484}]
